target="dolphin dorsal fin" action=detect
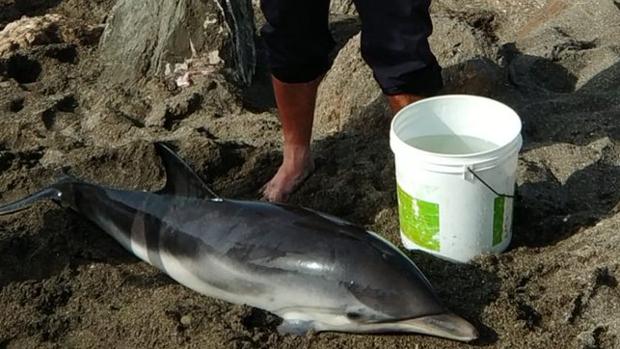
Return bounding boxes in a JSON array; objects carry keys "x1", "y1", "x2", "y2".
[{"x1": 154, "y1": 143, "x2": 220, "y2": 199}]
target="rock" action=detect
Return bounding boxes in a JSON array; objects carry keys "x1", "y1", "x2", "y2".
[
  {"x1": 99, "y1": 0, "x2": 256, "y2": 87},
  {"x1": 330, "y1": 0, "x2": 357, "y2": 16},
  {"x1": 40, "y1": 149, "x2": 66, "y2": 168},
  {"x1": 0, "y1": 15, "x2": 64, "y2": 58},
  {"x1": 180, "y1": 315, "x2": 193, "y2": 326},
  {"x1": 0, "y1": 14, "x2": 103, "y2": 58}
]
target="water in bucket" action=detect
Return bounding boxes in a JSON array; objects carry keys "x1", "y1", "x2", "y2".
[
  {"x1": 405, "y1": 135, "x2": 498, "y2": 155},
  {"x1": 390, "y1": 95, "x2": 522, "y2": 263}
]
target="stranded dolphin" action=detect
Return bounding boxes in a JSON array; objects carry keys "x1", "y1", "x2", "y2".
[{"x1": 0, "y1": 143, "x2": 478, "y2": 341}]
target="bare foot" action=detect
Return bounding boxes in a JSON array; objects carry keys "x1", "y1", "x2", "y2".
[{"x1": 261, "y1": 146, "x2": 315, "y2": 203}]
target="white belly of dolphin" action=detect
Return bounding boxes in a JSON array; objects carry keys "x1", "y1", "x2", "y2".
[
  {"x1": 155, "y1": 248, "x2": 348, "y2": 325},
  {"x1": 159, "y1": 252, "x2": 238, "y2": 302}
]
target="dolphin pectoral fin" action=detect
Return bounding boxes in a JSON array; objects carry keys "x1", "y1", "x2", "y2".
[
  {"x1": 154, "y1": 143, "x2": 220, "y2": 199},
  {"x1": 276, "y1": 319, "x2": 315, "y2": 336}
]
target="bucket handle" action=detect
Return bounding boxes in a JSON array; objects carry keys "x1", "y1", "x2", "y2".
[{"x1": 466, "y1": 167, "x2": 515, "y2": 199}]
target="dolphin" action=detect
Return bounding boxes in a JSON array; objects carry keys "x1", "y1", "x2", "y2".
[{"x1": 0, "y1": 143, "x2": 478, "y2": 341}]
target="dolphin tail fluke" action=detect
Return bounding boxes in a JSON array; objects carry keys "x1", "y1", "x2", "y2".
[
  {"x1": 0, "y1": 175, "x2": 78, "y2": 215},
  {"x1": 0, "y1": 187, "x2": 62, "y2": 215}
]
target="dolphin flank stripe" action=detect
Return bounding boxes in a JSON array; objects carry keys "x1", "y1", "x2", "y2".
[{"x1": 0, "y1": 143, "x2": 478, "y2": 342}]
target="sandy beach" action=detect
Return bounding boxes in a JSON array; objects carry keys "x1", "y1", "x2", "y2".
[{"x1": 0, "y1": 0, "x2": 619, "y2": 348}]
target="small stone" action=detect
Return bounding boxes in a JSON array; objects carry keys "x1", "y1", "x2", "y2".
[
  {"x1": 576, "y1": 331, "x2": 596, "y2": 349},
  {"x1": 145, "y1": 104, "x2": 167, "y2": 127},
  {"x1": 330, "y1": 0, "x2": 356, "y2": 15},
  {"x1": 40, "y1": 149, "x2": 65, "y2": 168},
  {"x1": 575, "y1": 325, "x2": 605, "y2": 349},
  {"x1": 180, "y1": 315, "x2": 192, "y2": 326}
]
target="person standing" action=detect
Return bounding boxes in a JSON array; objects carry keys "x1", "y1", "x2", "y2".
[{"x1": 260, "y1": 0, "x2": 443, "y2": 202}]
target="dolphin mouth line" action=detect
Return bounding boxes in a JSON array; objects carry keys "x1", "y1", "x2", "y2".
[
  {"x1": 367, "y1": 311, "x2": 447, "y2": 325},
  {"x1": 396, "y1": 312, "x2": 480, "y2": 342}
]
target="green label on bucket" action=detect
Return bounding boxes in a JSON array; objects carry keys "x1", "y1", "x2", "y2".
[
  {"x1": 397, "y1": 185, "x2": 440, "y2": 251},
  {"x1": 493, "y1": 197, "x2": 505, "y2": 246}
]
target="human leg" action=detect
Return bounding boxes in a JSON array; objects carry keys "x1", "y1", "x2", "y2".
[
  {"x1": 261, "y1": 76, "x2": 321, "y2": 202},
  {"x1": 352, "y1": 0, "x2": 443, "y2": 114},
  {"x1": 259, "y1": 0, "x2": 333, "y2": 202}
]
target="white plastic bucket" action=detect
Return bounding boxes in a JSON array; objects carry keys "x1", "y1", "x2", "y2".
[{"x1": 390, "y1": 95, "x2": 522, "y2": 263}]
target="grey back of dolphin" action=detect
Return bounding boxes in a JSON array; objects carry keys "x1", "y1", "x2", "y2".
[{"x1": 0, "y1": 143, "x2": 478, "y2": 342}]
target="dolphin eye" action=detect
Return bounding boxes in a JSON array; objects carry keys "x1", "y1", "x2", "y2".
[{"x1": 346, "y1": 312, "x2": 362, "y2": 320}]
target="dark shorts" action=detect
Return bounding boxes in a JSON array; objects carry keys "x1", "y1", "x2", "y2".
[{"x1": 259, "y1": 0, "x2": 443, "y2": 95}]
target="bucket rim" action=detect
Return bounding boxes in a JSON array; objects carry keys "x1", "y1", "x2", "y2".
[
  {"x1": 389, "y1": 94, "x2": 523, "y2": 162},
  {"x1": 390, "y1": 136, "x2": 522, "y2": 174}
]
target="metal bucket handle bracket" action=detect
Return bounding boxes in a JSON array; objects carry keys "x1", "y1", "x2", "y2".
[{"x1": 465, "y1": 166, "x2": 515, "y2": 199}]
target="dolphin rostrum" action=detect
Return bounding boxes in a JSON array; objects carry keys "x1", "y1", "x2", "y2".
[{"x1": 0, "y1": 143, "x2": 478, "y2": 341}]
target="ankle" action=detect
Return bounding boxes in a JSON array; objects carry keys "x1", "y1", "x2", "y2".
[
  {"x1": 387, "y1": 94, "x2": 425, "y2": 114},
  {"x1": 282, "y1": 144, "x2": 312, "y2": 165}
]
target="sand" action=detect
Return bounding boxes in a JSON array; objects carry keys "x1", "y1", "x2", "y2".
[{"x1": 0, "y1": 0, "x2": 619, "y2": 348}]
